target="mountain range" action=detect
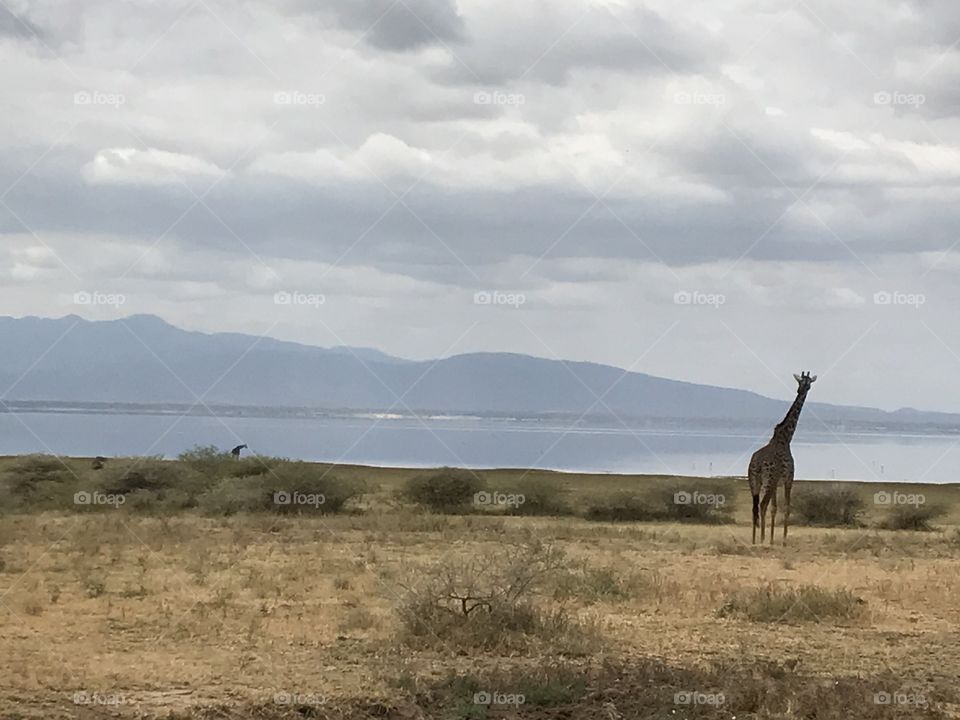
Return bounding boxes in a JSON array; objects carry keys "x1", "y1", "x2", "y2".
[{"x1": 1, "y1": 314, "x2": 957, "y2": 433}]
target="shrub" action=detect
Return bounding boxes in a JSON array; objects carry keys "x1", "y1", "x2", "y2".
[
  {"x1": 196, "y1": 462, "x2": 363, "y2": 515},
  {"x1": 793, "y1": 486, "x2": 865, "y2": 527},
  {"x1": 717, "y1": 584, "x2": 864, "y2": 623},
  {"x1": 1, "y1": 454, "x2": 75, "y2": 499},
  {"x1": 504, "y1": 478, "x2": 573, "y2": 516},
  {"x1": 196, "y1": 476, "x2": 270, "y2": 515},
  {"x1": 266, "y1": 462, "x2": 363, "y2": 514},
  {"x1": 648, "y1": 486, "x2": 734, "y2": 524},
  {"x1": 396, "y1": 541, "x2": 601, "y2": 654},
  {"x1": 178, "y1": 445, "x2": 279, "y2": 480},
  {"x1": 402, "y1": 468, "x2": 484, "y2": 511},
  {"x1": 584, "y1": 487, "x2": 733, "y2": 524},
  {"x1": 877, "y1": 504, "x2": 946, "y2": 532},
  {"x1": 584, "y1": 492, "x2": 659, "y2": 522},
  {"x1": 98, "y1": 458, "x2": 200, "y2": 496}
]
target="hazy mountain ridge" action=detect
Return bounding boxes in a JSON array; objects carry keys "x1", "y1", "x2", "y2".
[{"x1": 1, "y1": 314, "x2": 957, "y2": 431}]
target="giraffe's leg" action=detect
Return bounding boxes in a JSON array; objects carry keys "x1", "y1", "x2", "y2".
[
  {"x1": 783, "y1": 483, "x2": 792, "y2": 543},
  {"x1": 752, "y1": 494, "x2": 759, "y2": 545},
  {"x1": 769, "y1": 493, "x2": 777, "y2": 545},
  {"x1": 759, "y1": 494, "x2": 770, "y2": 543}
]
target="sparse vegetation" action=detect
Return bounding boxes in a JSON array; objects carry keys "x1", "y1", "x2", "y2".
[
  {"x1": 878, "y1": 503, "x2": 947, "y2": 531},
  {"x1": 717, "y1": 584, "x2": 865, "y2": 623},
  {"x1": 0, "y1": 457, "x2": 957, "y2": 718}
]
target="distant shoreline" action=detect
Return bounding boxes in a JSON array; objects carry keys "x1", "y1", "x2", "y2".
[{"x1": 3, "y1": 400, "x2": 960, "y2": 439}]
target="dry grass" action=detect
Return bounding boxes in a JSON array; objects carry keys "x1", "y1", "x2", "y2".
[{"x1": 0, "y1": 460, "x2": 959, "y2": 718}]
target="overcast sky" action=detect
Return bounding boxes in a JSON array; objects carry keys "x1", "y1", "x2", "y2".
[{"x1": 2, "y1": 0, "x2": 960, "y2": 411}]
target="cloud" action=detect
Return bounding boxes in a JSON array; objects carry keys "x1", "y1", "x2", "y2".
[
  {"x1": 82, "y1": 148, "x2": 226, "y2": 186},
  {"x1": 4, "y1": 0, "x2": 960, "y2": 409},
  {"x1": 320, "y1": 0, "x2": 465, "y2": 51}
]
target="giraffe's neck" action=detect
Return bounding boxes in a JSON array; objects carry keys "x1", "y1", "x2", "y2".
[{"x1": 773, "y1": 388, "x2": 809, "y2": 445}]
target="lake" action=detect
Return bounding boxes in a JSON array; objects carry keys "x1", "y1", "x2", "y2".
[{"x1": 1, "y1": 410, "x2": 958, "y2": 483}]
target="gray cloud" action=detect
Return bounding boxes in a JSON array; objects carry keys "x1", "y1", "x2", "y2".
[
  {"x1": 320, "y1": 0, "x2": 465, "y2": 51},
  {"x1": 4, "y1": 0, "x2": 960, "y2": 409}
]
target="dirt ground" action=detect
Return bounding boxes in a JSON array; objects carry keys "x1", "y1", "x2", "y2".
[{"x1": 1, "y1": 503, "x2": 959, "y2": 719}]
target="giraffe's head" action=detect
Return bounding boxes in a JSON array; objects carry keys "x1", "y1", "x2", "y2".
[{"x1": 792, "y1": 371, "x2": 817, "y2": 394}]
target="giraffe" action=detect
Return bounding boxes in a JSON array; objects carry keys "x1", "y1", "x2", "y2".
[
  {"x1": 231, "y1": 444, "x2": 248, "y2": 459},
  {"x1": 748, "y1": 371, "x2": 817, "y2": 544}
]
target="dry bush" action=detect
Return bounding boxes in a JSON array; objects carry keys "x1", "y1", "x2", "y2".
[
  {"x1": 396, "y1": 541, "x2": 602, "y2": 654},
  {"x1": 717, "y1": 584, "x2": 865, "y2": 623},
  {"x1": 878, "y1": 504, "x2": 946, "y2": 532}
]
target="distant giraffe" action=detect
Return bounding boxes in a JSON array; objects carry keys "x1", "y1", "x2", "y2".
[
  {"x1": 748, "y1": 372, "x2": 817, "y2": 544},
  {"x1": 231, "y1": 444, "x2": 248, "y2": 459}
]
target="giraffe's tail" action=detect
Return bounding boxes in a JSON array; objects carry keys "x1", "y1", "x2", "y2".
[{"x1": 752, "y1": 494, "x2": 760, "y2": 526}]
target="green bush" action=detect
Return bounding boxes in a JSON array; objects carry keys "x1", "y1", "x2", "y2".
[
  {"x1": 1, "y1": 454, "x2": 74, "y2": 496},
  {"x1": 649, "y1": 486, "x2": 734, "y2": 524},
  {"x1": 196, "y1": 461, "x2": 363, "y2": 515},
  {"x1": 97, "y1": 458, "x2": 201, "y2": 496},
  {"x1": 504, "y1": 478, "x2": 573, "y2": 517},
  {"x1": 403, "y1": 468, "x2": 485, "y2": 511},
  {"x1": 877, "y1": 504, "x2": 946, "y2": 532},
  {"x1": 196, "y1": 476, "x2": 274, "y2": 515},
  {"x1": 583, "y1": 492, "x2": 658, "y2": 522},
  {"x1": 584, "y1": 487, "x2": 732, "y2": 524},
  {"x1": 793, "y1": 486, "x2": 865, "y2": 527},
  {"x1": 177, "y1": 445, "x2": 279, "y2": 480}
]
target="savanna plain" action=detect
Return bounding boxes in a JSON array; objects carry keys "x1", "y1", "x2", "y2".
[{"x1": 1, "y1": 450, "x2": 959, "y2": 719}]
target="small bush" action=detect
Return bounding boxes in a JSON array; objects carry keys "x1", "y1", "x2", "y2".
[
  {"x1": 178, "y1": 445, "x2": 279, "y2": 480},
  {"x1": 584, "y1": 487, "x2": 732, "y2": 524},
  {"x1": 98, "y1": 458, "x2": 199, "y2": 496},
  {"x1": 504, "y1": 478, "x2": 573, "y2": 516},
  {"x1": 877, "y1": 504, "x2": 946, "y2": 532},
  {"x1": 584, "y1": 492, "x2": 659, "y2": 522},
  {"x1": 397, "y1": 541, "x2": 601, "y2": 654},
  {"x1": 196, "y1": 462, "x2": 363, "y2": 515},
  {"x1": 648, "y1": 486, "x2": 734, "y2": 524},
  {"x1": 1, "y1": 454, "x2": 75, "y2": 501},
  {"x1": 194, "y1": 476, "x2": 267, "y2": 515},
  {"x1": 717, "y1": 584, "x2": 864, "y2": 623},
  {"x1": 402, "y1": 468, "x2": 484, "y2": 511},
  {"x1": 793, "y1": 486, "x2": 865, "y2": 527}
]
